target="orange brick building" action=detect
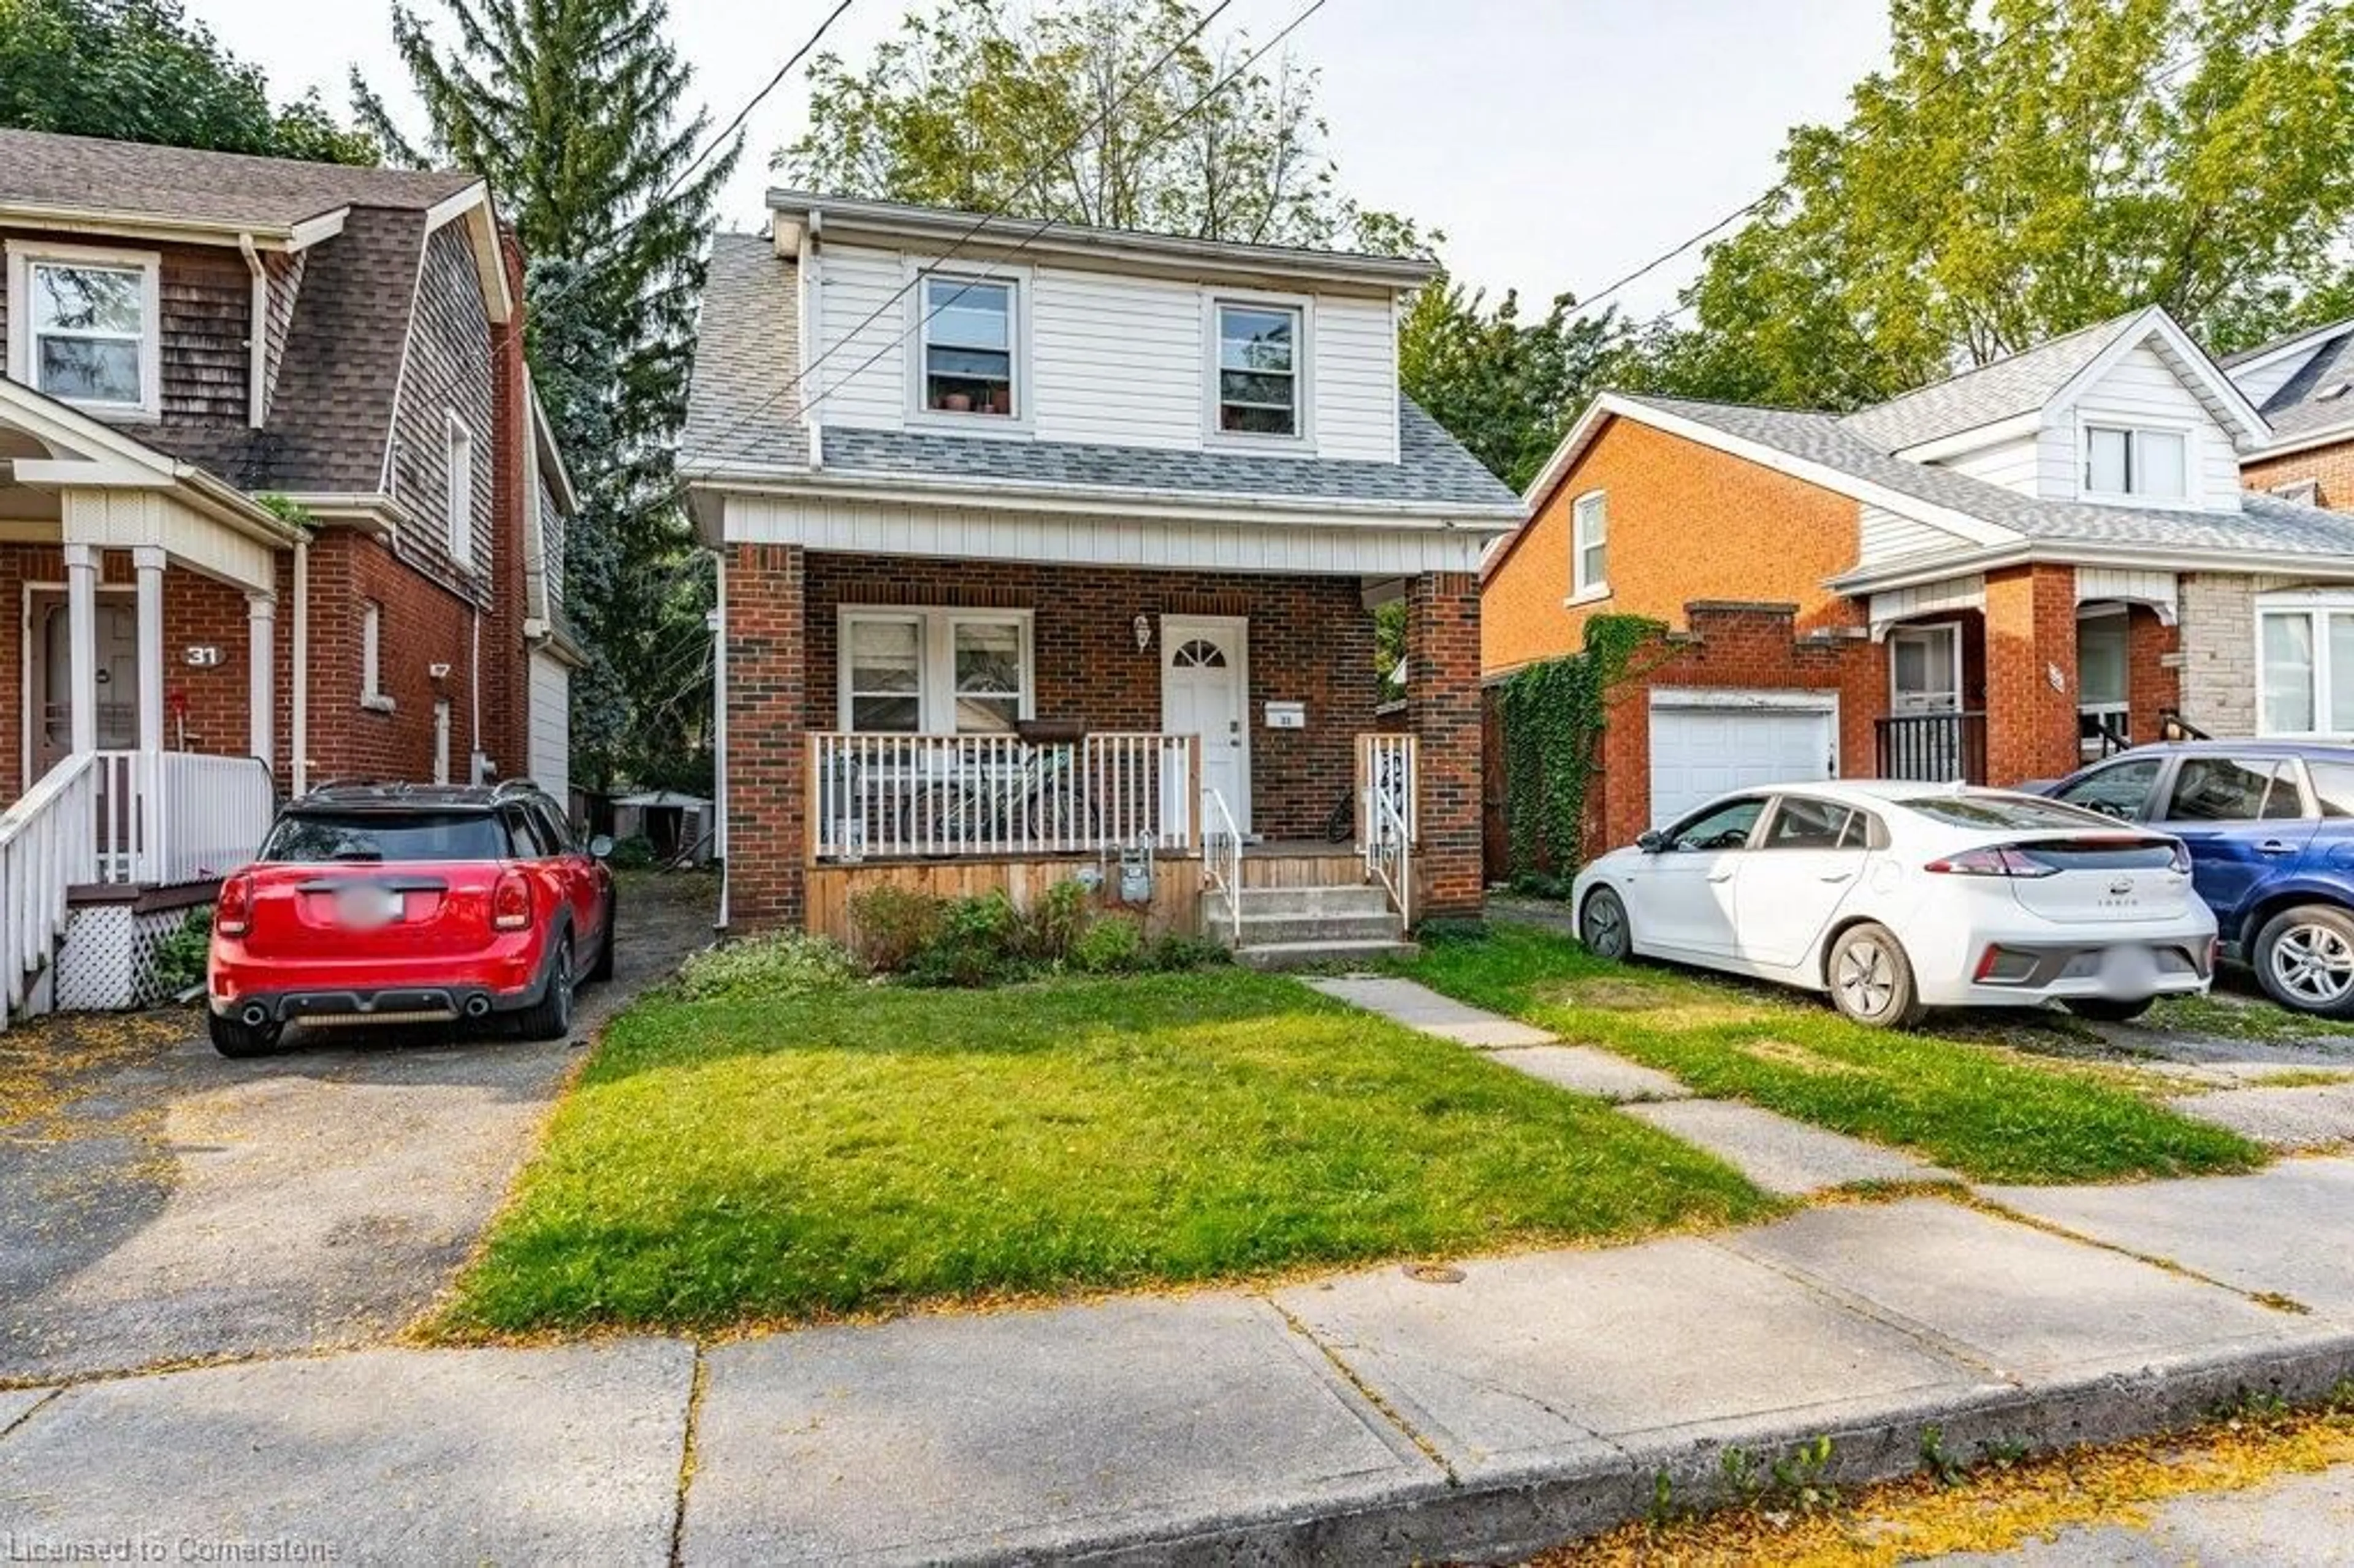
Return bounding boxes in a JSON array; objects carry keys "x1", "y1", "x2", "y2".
[{"x1": 1484, "y1": 308, "x2": 2354, "y2": 861}]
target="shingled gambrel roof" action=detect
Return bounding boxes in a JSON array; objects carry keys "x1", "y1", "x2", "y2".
[
  {"x1": 681, "y1": 233, "x2": 1521, "y2": 517},
  {"x1": 0, "y1": 128, "x2": 476, "y2": 231}
]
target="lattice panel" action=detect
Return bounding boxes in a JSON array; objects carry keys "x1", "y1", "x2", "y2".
[{"x1": 54, "y1": 905, "x2": 199, "y2": 1014}]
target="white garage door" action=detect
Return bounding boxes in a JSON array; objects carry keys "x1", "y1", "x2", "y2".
[
  {"x1": 528, "y1": 650, "x2": 571, "y2": 813},
  {"x1": 1647, "y1": 691, "x2": 1836, "y2": 829}
]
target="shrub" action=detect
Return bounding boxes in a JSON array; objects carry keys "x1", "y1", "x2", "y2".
[
  {"x1": 846, "y1": 886, "x2": 947, "y2": 973},
  {"x1": 151, "y1": 907, "x2": 211, "y2": 1000},
  {"x1": 678, "y1": 932, "x2": 857, "y2": 1001},
  {"x1": 1072, "y1": 913, "x2": 1147, "y2": 975},
  {"x1": 908, "y1": 891, "x2": 1027, "y2": 988},
  {"x1": 1149, "y1": 932, "x2": 1232, "y2": 972},
  {"x1": 609, "y1": 834, "x2": 657, "y2": 870},
  {"x1": 1024, "y1": 878, "x2": 1093, "y2": 965}
]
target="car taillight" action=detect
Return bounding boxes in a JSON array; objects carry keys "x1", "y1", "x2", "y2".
[
  {"x1": 1924, "y1": 845, "x2": 2059, "y2": 879},
  {"x1": 216, "y1": 873, "x2": 254, "y2": 937},
  {"x1": 491, "y1": 869, "x2": 532, "y2": 931}
]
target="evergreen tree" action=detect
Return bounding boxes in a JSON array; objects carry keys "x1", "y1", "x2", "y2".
[{"x1": 353, "y1": 0, "x2": 736, "y2": 791}]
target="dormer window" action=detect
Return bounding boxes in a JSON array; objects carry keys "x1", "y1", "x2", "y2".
[
  {"x1": 1214, "y1": 301, "x2": 1301, "y2": 437},
  {"x1": 6, "y1": 243, "x2": 161, "y2": 419},
  {"x1": 2084, "y1": 425, "x2": 2187, "y2": 502},
  {"x1": 920, "y1": 274, "x2": 1016, "y2": 417}
]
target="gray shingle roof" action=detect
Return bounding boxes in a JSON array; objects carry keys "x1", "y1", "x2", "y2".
[
  {"x1": 681, "y1": 234, "x2": 809, "y2": 473},
  {"x1": 681, "y1": 234, "x2": 1520, "y2": 514},
  {"x1": 1626, "y1": 392, "x2": 2354, "y2": 558},
  {"x1": 2250, "y1": 325, "x2": 2354, "y2": 446},
  {"x1": 0, "y1": 128, "x2": 476, "y2": 229},
  {"x1": 1838, "y1": 313, "x2": 2141, "y2": 452}
]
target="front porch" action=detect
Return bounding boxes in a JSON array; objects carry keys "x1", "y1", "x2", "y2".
[
  {"x1": 1868, "y1": 566, "x2": 2181, "y2": 787},
  {"x1": 719, "y1": 549, "x2": 1482, "y2": 944}
]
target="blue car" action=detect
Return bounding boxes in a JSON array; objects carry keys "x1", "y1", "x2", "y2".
[{"x1": 2046, "y1": 742, "x2": 2354, "y2": 1017}]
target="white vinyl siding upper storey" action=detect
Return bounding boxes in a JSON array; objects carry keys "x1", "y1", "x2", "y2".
[
  {"x1": 1856, "y1": 503, "x2": 1983, "y2": 568},
  {"x1": 1935, "y1": 433, "x2": 2040, "y2": 495},
  {"x1": 806, "y1": 242, "x2": 1399, "y2": 461},
  {"x1": 2054, "y1": 344, "x2": 2240, "y2": 509}
]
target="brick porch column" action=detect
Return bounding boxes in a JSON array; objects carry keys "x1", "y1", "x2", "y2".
[
  {"x1": 723, "y1": 542, "x2": 807, "y2": 931},
  {"x1": 1406, "y1": 571, "x2": 1482, "y2": 923},
  {"x1": 1983, "y1": 563, "x2": 2079, "y2": 786}
]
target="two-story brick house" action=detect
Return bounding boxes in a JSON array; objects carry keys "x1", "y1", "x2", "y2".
[
  {"x1": 0, "y1": 128, "x2": 579, "y2": 1014},
  {"x1": 1482, "y1": 306, "x2": 2354, "y2": 854},
  {"x1": 683, "y1": 192, "x2": 1523, "y2": 956}
]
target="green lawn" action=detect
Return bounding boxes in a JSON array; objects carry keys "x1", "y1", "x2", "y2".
[
  {"x1": 1401, "y1": 925, "x2": 2264, "y2": 1186},
  {"x1": 434, "y1": 969, "x2": 1774, "y2": 1334}
]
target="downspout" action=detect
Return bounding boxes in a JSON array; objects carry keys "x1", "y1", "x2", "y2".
[
  {"x1": 470, "y1": 606, "x2": 482, "y2": 782},
  {"x1": 237, "y1": 234, "x2": 267, "y2": 428},
  {"x1": 291, "y1": 538, "x2": 309, "y2": 794}
]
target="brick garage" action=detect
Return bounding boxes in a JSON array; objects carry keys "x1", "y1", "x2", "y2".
[{"x1": 725, "y1": 547, "x2": 1485, "y2": 931}]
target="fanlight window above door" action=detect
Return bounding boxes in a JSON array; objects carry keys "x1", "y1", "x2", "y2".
[{"x1": 1172, "y1": 639, "x2": 1228, "y2": 669}]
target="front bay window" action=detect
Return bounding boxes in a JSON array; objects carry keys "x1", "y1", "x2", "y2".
[
  {"x1": 2259, "y1": 599, "x2": 2354, "y2": 736},
  {"x1": 839, "y1": 607, "x2": 1033, "y2": 733}
]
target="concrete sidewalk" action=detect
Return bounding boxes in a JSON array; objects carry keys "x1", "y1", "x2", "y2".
[{"x1": 6, "y1": 1166, "x2": 2354, "y2": 1566}]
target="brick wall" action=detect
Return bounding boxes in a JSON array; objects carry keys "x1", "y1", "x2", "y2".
[
  {"x1": 2245, "y1": 438, "x2": 2354, "y2": 512},
  {"x1": 2125, "y1": 603, "x2": 2179, "y2": 748},
  {"x1": 1580, "y1": 603, "x2": 1883, "y2": 858},
  {"x1": 1407, "y1": 572, "x2": 1482, "y2": 919},
  {"x1": 481, "y1": 228, "x2": 532, "y2": 783},
  {"x1": 302, "y1": 531, "x2": 481, "y2": 785},
  {"x1": 1482, "y1": 415, "x2": 1867, "y2": 679},
  {"x1": 1983, "y1": 563, "x2": 2080, "y2": 783},
  {"x1": 724, "y1": 543, "x2": 807, "y2": 930},
  {"x1": 803, "y1": 555, "x2": 1380, "y2": 841}
]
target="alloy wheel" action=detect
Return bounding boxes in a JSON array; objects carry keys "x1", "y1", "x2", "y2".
[
  {"x1": 1582, "y1": 891, "x2": 1628, "y2": 960},
  {"x1": 2269, "y1": 922, "x2": 2354, "y2": 1007},
  {"x1": 1835, "y1": 939, "x2": 1894, "y2": 1019}
]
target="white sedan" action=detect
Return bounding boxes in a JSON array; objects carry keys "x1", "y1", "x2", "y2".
[{"x1": 1570, "y1": 782, "x2": 2216, "y2": 1028}]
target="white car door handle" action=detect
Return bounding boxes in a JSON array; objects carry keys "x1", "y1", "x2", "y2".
[
  {"x1": 1707, "y1": 870, "x2": 1735, "y2": 884},
  {"x1": 1819, "y1": 872, "x2": 1854, "y2": 883}
]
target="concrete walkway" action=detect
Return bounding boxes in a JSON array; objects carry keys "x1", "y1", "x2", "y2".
[
  {"x1": 1308, "y1": 974, "x2": 1953, "y2": 1196},
  {"x1": 6, "y1": 1174, "x2": 2353, "y2": 1565}
]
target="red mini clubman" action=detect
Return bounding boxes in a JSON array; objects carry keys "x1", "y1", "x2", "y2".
[{"x1": 207, "y1": 780, "x2": 617, "y2": 1057}]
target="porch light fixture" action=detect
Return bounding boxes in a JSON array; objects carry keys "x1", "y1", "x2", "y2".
[{"x1": 1132, "y1": 614, "x2": 1152, "y2": 653}]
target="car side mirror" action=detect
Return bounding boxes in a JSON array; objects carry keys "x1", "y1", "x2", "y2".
[
  {"x1": 587, "y1": 834, "x2": 615, "y2": 861},
  {"x1": 1635, "y1": 829, "x2": 1669, "y2": 854}
]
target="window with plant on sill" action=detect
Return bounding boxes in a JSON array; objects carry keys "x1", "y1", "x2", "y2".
[{"x1": 921, "y1": 274, "x2": 1015, "y2": 417}]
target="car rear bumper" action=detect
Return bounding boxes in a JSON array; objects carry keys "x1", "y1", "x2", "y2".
[
  {"x1": 208, "y1": 937, "x2": 557, "y2": 1028},
  {"x1": 210, "y1": 980, "x2": 554, "y2": 1029},
  {"x1": 1916, "y1": 933, "x2": 2214, "y2": 1008}
]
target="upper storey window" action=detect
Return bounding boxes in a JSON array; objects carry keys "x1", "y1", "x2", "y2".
[
  {"x1": 1215, "y1": 302, "x2": 1301, "y2": 437},
  {"x1": 920, "y1": 274, "x2": 1016, "y2": 417},
  {"x1": 2084, "y1": 425, "x2": 2187, "y2": 502},
  {"x1": 7, "y1": 244, "x2": 161, "y2": 418}
]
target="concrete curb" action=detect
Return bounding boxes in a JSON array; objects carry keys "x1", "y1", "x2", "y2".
[{"x1": 1018, "y1": 1330, "x2": 2354, "y2": 1567}]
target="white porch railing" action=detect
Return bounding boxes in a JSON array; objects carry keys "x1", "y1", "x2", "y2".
[
  {"x1": 94, "y1": 751, "x2": 278, "y2": 886},
  {"x1": 1202, "y1": 787, "x2": 1243, "y2": 946},
  {"x1": 0, "y1": 753, "x2": 100, "y2": 1026},
  {"x1": 1357, "y1": 733, "x2": 1417, "y2": 924},
  {"x1": 810, "y1": 732, "x2": 1198, "y2": 862}
]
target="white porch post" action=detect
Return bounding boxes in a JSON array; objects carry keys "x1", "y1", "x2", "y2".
[
  {"x1": 132, "y1": 546, "x2": 166, "y2": 754},
  {"x1": 63, "y1": 543, "x2": 98, "y2": 756},
  {"x1": 246, "y1": 593, "x2": 276, "y2": 767}
]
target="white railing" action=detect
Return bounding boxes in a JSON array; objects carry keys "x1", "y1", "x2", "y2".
[
  {"x1": 1357, "y1": 733, "x2": 1418, "y2": 845},
  {"x1": 0, "y1": 754, "x2": 99, "y2": 1027},
  {"x1": 810, "y1": 731, "x2": 1197, "y2": 861},
  {"x1": 94, "y1": 750, "x2": 277, "y2": 886},
  {"x1": 1365, "y1": 782, "x2": 1412, "y2": 931},
  {"x1": 1202, "y1": 786, "x2": 1243, "y2": 946}
]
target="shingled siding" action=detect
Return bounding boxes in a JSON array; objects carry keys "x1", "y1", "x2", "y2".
[
  {"x1": 386, "y1": 221, "x2": 495, "y2": 606},
  {"x1": 258, "y1": 249, "x2": 305, "y2": 424},
  {"x1": 0, "y1": 229, "x2": 251, "y2": 428}
]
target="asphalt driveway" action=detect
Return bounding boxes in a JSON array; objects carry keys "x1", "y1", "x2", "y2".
[{"x1": 0, "y1": 871, "x2": 717, "y2": 1385}]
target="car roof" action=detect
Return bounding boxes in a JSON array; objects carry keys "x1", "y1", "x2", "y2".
[
  {"x1": 286, "y1": 780, "x2": 554, "y2": 813},
  {"x1": 1700, "y1": 780, "x2": 2046, "y2": 808},
  {"x1": 2097, "y1": 739, "x2": 2354, "y2": 761}
]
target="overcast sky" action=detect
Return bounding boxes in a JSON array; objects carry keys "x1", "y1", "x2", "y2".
[{"x1": 193, "y1": 0, "x2": 1891, "y2": 318}]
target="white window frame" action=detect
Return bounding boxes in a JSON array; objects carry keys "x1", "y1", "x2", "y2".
[
  {"x1": 2254, "y1": 592, "x2": 2354, "y2": 738},
  {"x1": 907, "y1": 265, "x2": 1030, "y2": 432},
  {"x1": 4, "y1": 240, "x2": 163, "y2": 420},
  {"x1": 2078, "y1": 418, "x2": 2196, "y2": 508},
  {"x1": 837, "y1": 606, "x2": 1036, "y2": 734},
  {"x1": 360, "y1": 599, "x2": 394, "y2": 712},
  {"x1": 445, "y1": 411, "x2": 476, "y2": 569},
  {"x1": 1204, "y1": 291, "x2": 1313, "y2": 449},
  {"x1": 1567, "y1": 489, "x2": 1609, "y2": 604}
]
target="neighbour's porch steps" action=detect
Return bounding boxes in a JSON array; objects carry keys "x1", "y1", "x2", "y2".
[{"x1": 1205, "y1": 883, "x2": 1417, "y2": 970}]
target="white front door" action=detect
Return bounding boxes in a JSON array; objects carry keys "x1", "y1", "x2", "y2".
[
  {"x1": 30, "y1": 596, "x2": 137, "y2": 782},
  {"x1": 1161, "y1": 615, "x2": 1251, "y2": 835}
]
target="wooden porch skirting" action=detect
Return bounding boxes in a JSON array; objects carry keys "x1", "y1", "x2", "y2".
[{"x1": 804, "y1": 848, "x2": 1366, "y2": 944}]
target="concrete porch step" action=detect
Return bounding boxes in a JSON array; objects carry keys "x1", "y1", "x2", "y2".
[
  {"x1": 1230, "y1": 911, "x2": 1406, "y2": 947},
  {"x1": 1208, "y1": 883, "x2": 1395, "y2": 919},
  {"x1": 1235, "y1": 938, "x2": 1420, "y2": 972}
]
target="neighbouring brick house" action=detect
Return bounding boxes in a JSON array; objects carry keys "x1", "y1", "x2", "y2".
[
  {"x1": 0, "y1": 129, "x2": 581, "y2": 1013},
  {"x1": 1482, "y1": 305, "x2": 2354, "y2": 861},
  {"x1": 682, "y1": 194, "x2": 1522, "y2": 956}
]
